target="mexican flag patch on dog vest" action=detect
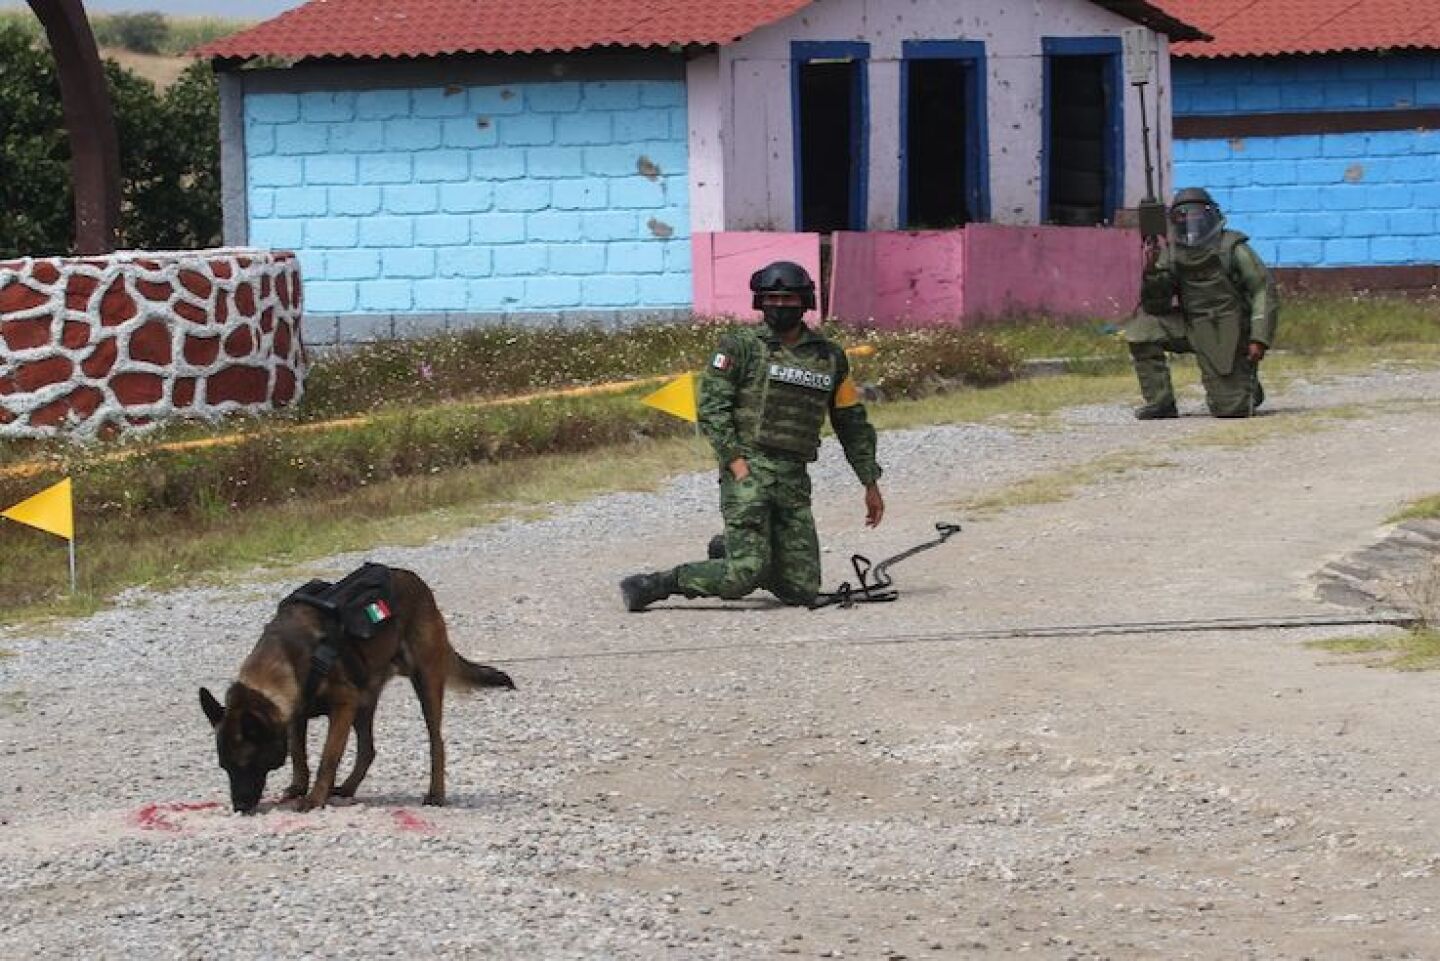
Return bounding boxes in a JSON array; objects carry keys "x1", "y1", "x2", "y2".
[{"x1": 364, "y1": 600, "x2": 392, "y2": 624}]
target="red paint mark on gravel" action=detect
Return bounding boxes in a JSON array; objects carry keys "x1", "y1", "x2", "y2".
[
  {"x1": 132, "y1": 801, "x2": 222, "y2": 832},
  {"x1": 390, "y1": 809, "x2": 434, "y2": 833},
  {"x1": 267, "y1": 815, "x2": 318, "y2": 833}
]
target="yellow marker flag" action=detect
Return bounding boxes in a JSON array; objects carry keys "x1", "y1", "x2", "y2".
[
  {"x1": 2, "y1": 477, "x2": 74, "y2": 541},
  {"x1": 642, "y1": 372, "x2": 698, "y2": 423}
]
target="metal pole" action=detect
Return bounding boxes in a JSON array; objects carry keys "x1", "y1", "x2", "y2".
[
  {"x1": 68, "y1": 537, "x2": 77, "y2": 594},
  {"x1": 1136, "y1": 82, "x2": 1157, "y2": 201}
]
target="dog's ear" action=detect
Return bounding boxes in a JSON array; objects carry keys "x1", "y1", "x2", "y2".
[{"x1": 200, "y1": 687, "x2": 225, "y2": 728}]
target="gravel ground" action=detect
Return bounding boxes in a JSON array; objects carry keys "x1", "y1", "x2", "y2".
[{"x1": 4, "y1": 363, "x2": 1440, "y2": 960}]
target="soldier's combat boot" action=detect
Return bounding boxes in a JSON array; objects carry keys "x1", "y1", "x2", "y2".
[
  {"x1": 620, "y1": 571, "x2": 676, "y2": 612},
  {"x1": 1252, "y1": 378, "x2": 1265, "y2": 411},
  {"x1": 1134, "y1": 401, "x2": 1179, "y2": 420},
  {"x1": 706, "y1": 534, "x2": 727, "y2": 559}
]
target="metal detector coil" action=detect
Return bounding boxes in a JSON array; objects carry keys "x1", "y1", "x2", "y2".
[{"x1": 811, "y1": 522, "x2": 962, "y2": 609}]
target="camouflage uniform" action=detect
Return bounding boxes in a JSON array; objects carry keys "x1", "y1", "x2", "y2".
[
  {"x1": 669, "y1": 325, "x2": 881, "y2": 606},
  {"x1": 1127, "y1": 230, "x2": 1278, "y2": 418}
]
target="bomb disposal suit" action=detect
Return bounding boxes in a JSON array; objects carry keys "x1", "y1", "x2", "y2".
[{"x1": 1126, "y1": 187, "x2": 1279, "y2": 419}]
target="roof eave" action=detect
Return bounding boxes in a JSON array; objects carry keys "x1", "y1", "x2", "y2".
[
  {"x1": 1089, "y1": 0, "x2": 1210, "y2": 43},
  {"x1": 1174, "y1": 43, "x2": 1440, "y2": 60},
  {"x1": 202, "y1": 42, "x2": 712, "y2": 70}
]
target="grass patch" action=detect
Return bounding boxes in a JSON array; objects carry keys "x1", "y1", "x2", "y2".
[
  {"x1": 0, "y1": 11, "x2": 252, "y2": 57},
  {"x1": 868, "y1": 368, "x2": 1161, "y2": 431},
  {"x1": 981, "y1": 317, "x2": 1124, "y2": 360},
  {"x1": 0, "y1": 435, "x2": 711, "y2": 625},
  {"x1": 1177, "y1": 404, "x2": 1368, "y2": 450},
  {"x1": 301, "y1": 323, "x2": 1018, "y2": 418},
  {"x1": 956, "y1": 449, "x2": 1177, "y2": 514},
  {"x1": 1391, "y1": 494, "x2": 1440, "y2": 524},
  {"x1": 1, "y1": 389, "x2": 694, "y2": 520},
  {"x1": 1281, "y1": 295, "x2": 1440, "y2": 354},
  {"x1": 155, "y1": 16, "x2": 252, "y2": 56},
  {"x1": 1309, "y1": 629, "x2": 1440, "y2": 671}
]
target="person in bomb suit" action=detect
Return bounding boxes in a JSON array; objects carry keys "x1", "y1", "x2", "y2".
[
  {"x1": 619, "y1": 261, "x2": 884, "y2": 612},
  {"x1": 1126, "y1": 187, "x2": 1279, "y2": 419}
]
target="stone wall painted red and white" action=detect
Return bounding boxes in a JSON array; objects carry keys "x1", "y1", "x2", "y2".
[{"x1": 0, "y1": 249, "x2": 305, "y2": 440}]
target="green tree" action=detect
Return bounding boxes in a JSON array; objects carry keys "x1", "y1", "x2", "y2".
[
  {"x1": 0, "y1": 24, "x2": 71, "y2": 259},
  {"x1": 147, "y1": 61, "x2": 222, "y2": 249},
  {"x1": 0, "y1": 24, "x2": 221, "y2": 258}
]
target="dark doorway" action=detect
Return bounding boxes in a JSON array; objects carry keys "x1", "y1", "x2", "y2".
[
  {"x1": 1046, "y1": 53, "x2": 1114, "y2": 226},
  {"x1": 796, "y1": 57, "x2": 863, "y2": 233},
  {"x1": 904, "y1": 58, "x2": 973, "y2": 229}
]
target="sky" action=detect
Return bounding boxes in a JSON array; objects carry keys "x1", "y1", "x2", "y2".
[{"x1": 1, "y1": 0, "x2": 306, "y2": 16}]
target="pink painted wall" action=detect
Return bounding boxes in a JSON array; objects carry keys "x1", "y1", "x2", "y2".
[
  {"x1": 826, "y1": 224, "x2": 1141, "y2": 325},
  {"x1": 829, "y1": 231, "x2": 967, "y2": 328},
  {"x1": 691, "y1": 231, "x2": 823, "y2": 320},
  {"x1": 962, "y1": 224, "x2": 1141, "y2": 319}
]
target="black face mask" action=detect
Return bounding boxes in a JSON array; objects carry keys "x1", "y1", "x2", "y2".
[{"x1": 762, "y1": 305, "x2": 806, "y2": 333}]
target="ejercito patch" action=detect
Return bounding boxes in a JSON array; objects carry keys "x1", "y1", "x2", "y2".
[{"x1": 768, "y1": 363, "x2": 834, "y2": 391}]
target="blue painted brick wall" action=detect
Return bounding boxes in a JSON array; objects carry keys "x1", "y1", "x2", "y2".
[
  {"x1": 1174, "y1": 53, "x2": 1440, "y2": 117},
  {"x1": 245, "y1": 79, "x2": 691, "y2": 316},
  {"x1": 1173, "y1": 53, "x2": 1440, "y2": 267}
]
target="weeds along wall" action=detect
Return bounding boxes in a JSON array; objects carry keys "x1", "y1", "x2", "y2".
[{"x1": 0, "y1": 249, "x2": 305, "y2": 440}]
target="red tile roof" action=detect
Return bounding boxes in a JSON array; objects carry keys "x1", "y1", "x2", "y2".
[
  {"x1": 197, "y1": 0, "x2": 813, "y2": 61},
  {"x1": 198, "y1": 0, "x2": 1203, "y2": 63},
  {"x1": 1164, "y1": 0, "x2": 1440, "y2": 58}
]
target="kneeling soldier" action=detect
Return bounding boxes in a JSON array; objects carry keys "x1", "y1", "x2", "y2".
[{"x1": 620, "y1": 261, "x2": 885, "y2": 611}]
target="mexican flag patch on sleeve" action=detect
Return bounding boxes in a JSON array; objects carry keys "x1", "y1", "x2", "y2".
[
  {"x1": 364, "y1": 600, "x2": 392, "y2": 624},
  {"x1": 711, "y1": 352, "x2": 732, "y2": 371}
]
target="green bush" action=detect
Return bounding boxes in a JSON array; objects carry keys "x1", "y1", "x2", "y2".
[
  {"x1": 31, "y1": 392, "x2": 688, "y2": 523},
  {"x1": 301, "y1": 323, "x2": 1021, "y2": 418},
  {"x1": 113, "y1": 60, "x2": 222, "y2": 250}
]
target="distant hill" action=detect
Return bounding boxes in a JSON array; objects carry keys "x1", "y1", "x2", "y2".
[{"x1": 0, "y1": 10, "x2": 253, "y2": 86}]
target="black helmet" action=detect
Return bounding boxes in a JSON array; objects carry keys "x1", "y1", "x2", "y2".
[
  {"x1": 750, "y1": 261, "x2": 816, "y2": 311},
  {"x1": 1169, "y1": 187, "x2": 1224, "y2": 249}
]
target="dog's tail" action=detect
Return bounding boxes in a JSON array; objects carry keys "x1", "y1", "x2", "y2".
[{"x1": 450, "y1": 653, "x2": 516, "y2": 690}]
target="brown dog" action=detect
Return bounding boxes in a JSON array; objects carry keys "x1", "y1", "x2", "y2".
[{"x1": 199, "y1": 566, "x2": 513, "y2": 813}]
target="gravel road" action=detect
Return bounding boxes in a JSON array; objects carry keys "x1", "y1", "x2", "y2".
[{"x1": 4, "y1": 363, "x2": 1440, "y2": 960}]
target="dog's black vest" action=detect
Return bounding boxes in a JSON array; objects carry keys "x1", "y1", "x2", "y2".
[{"x1": 283, "y1": 562, "x2": 396, "y2": 707}]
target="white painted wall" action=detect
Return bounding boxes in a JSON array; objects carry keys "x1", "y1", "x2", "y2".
[
  {"x1": 686, "y1": 53, "x2": 727, "y2": 233},
  {"x1": 698, "y1": 0, "x2": 1176, "y2": 230}
]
